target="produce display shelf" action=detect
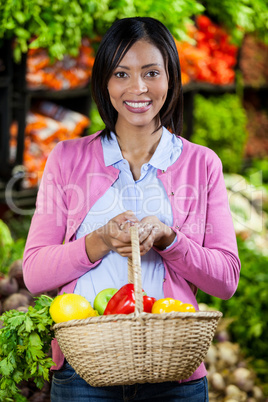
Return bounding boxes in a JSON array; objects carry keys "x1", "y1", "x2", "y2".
[
  {"x1": 27, "y1": 86, "x2": 90, "y2": 99},
  {"x1": 243, "y1": 83, "x2": 268, "y2": 91},
  {"x1": 0, "y1": 76, "x2": 11, "y2": 88},
  {"x1": 183, "y1": 82, "x2": 236, "y2": 93},
  {"x1": 0, "y1": 179, "x2": 37, "y2": 209}
]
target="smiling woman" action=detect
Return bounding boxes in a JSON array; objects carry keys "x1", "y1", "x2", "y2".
[
  {"x1": 22, "y1": 16, "x2": 241, "y2": 402},
  {"x1": 107, "y1": 40, "x2": 169, "y2": 135},
  {"x1": 91, "y1": 17, "x2": 183, "y2": 141}
]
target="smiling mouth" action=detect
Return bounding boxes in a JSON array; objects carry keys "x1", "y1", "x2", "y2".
[{"x1": 124, "y1": 101, "x2": 152, "y2": 108}]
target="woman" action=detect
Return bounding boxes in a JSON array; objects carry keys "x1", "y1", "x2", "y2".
[{"x1": 23, "y1": 17, "x2": 240, "y2": 401}]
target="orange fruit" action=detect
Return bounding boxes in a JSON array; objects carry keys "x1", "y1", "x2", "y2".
[{"x1": 49, "y1": 293, "x2": 98, "y2": 323}]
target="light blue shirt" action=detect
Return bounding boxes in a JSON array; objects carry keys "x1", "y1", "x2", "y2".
[{"x1": 74, "y1": 127, "x2": 183, "y2": 306}]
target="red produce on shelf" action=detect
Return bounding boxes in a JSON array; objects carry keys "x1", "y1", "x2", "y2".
[
  {"x1": 175, "y1": 17, "x2": 238, "y2": 86},
  {"x1": 195, "y1": 15, "x2": 238, "y2": 85},
  {"x1": 175, "y1": 38, "x2": 209, "y2": 84},
  {"x1": 26, "y1": 38, "x2": 95, "y2": 90},
  {"x1": 9, "y1": 103, "x2": 90, "y2": 188}
]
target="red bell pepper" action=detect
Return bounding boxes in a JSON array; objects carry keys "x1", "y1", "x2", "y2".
[{"x1": 103, "y1": 284, "x2": 156, "y2": 315}]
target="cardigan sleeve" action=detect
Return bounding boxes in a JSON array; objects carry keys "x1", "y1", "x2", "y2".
[
  {"x1": 156, "y1": 155, "x2": 241, "y2": 300},
  {"x1": 22, "y1": 142, "x2": 101, "y2": 294}
]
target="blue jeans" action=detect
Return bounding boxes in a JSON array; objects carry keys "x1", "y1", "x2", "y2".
[{"x1": 51, "y1": 361, "x2": 209, "y2": 401}]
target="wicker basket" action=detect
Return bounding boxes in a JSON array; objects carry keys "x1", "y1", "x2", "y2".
[{"x1": 53, "y1": 226, "x2": 222, "y2": 387}]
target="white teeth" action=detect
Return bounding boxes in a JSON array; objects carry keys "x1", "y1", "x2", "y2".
[{"x1": 125, "y1": 101, "x2": 150, "y2": 108}]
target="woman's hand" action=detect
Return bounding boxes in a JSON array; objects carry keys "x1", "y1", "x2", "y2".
[
  {"x1": 99, "y1": 210, "x2": 140, "y2": 257},
  {"x1": 138, "y1": 216, "x2": 176, "y2": 254},
  {"x1": 85, "y1": 210, "x2": 139, "y2": 261},
  {"x1": 85, "y1": 212, "x2": 176, "y2": 262}
]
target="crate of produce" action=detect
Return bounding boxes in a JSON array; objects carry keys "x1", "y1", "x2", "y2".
[{"x1": 53, "y1": 226, "x2": 222, "y2": 387}]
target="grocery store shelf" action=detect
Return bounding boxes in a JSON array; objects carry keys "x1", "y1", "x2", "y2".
[
  {"x1": 0, "y1": 179, "x2": 37, "y2": 210},
  {"x1": 27, "y1": 85, "x2": 90, "y2": 99},
  {"x1": 25, "y1": 81, "x2": 238, "y2": 97},
  {"x1": 183, "y1": 81, "x2": 268, "y2": 93},
  {"x1": 243, "y1": 83, "x2": 268, "y2": 91},
  {"x1": 0, "y1": 76, "x2": 11, "y2": 88},
  {"x1": 183, "y1": 81, "x2": 236, "y2": 93}
]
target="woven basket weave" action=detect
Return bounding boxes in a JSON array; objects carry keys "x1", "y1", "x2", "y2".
[{"x1": 53, "y1": 226, "x2": 222, "y2": 387}]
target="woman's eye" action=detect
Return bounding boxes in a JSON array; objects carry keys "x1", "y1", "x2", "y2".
[
  {"x1": 115, "y1": 72, "x2": 127, "y2": 78},
  {"x1": 146, "y1": 71, "x2": 159, "y2": 77}
]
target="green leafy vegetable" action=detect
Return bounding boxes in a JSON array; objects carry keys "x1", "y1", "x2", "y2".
[
  {"x1": 0, "y1": 218, "x2": 26, "y2": 275},
  {"x1": 191, "y1": 93, "x2": 248, "y2": 173},
  {"x1": 88, "y1": 100, "x2": 105, "y2": 135},
  {"x1": 0, "y1": 219, "x2": 14, "y2": 274},
  {"x1": 1, "y1": 0, "x2": 268, "y2": 62},
  {"x1": 0, "y1": 295, "x2": 55, "y2": 401},
  {"x1": 203, "y1": 0, "x2": 268, "y2": 45},
  {"x1": 0, "y1": 0, "x2": 203, "y2": 62}
]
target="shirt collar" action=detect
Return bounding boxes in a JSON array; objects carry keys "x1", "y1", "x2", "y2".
[
  {"x1": 148, "y1": 127, "x2": 176, "y2": 171},
  {"x1": 101, "y1": 127, "x2": 178, "y2": 170},
  {"x1": 101, "y1": 132, "x2": 124, "y2": 166}
]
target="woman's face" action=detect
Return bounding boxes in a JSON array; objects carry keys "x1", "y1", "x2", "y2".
[{"x1": 107, "y1": 40, "x2": 169, "y2": 132}]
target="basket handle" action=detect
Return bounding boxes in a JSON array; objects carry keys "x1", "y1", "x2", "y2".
[{"x1": 128, "y1": 225, "x2": 143, "y2": 315}]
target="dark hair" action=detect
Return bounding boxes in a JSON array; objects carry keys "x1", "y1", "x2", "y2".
[{"x1": 91, "y1": 17, "x2": 183, "y2": 139}]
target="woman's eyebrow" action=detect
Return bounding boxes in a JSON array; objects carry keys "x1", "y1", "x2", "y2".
[
  {"x1": 116, "y1": 65, "x2": 131, "y2": 70},
  {"x1": 141, "y1": 63, "x2": 163, "y2": 69},
  {"x1": 115, "y1": 63, "x2": 163, "y2": 70}
]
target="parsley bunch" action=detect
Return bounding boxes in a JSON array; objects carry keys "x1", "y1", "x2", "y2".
[{"x1": 0, "y1": 295, "x2": 55, "y2": 401}]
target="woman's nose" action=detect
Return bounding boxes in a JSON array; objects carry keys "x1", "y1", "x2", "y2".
[{"x1": 128, "y1": 76, "x2": 148, "y2": 94}]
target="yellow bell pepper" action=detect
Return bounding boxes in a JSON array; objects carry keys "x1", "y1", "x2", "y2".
[
  {"x1": 152, "y1": 298, "x2": 195, "y2": 314},
  {"x1": 178, "y1": 303, "x2": 196, "y2": 312},
  {"x1": 152, "y1": 298, "x2": 182, "y2": 314}
]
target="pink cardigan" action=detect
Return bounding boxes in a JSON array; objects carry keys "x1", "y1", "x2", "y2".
[{"x1": 23, "y1": 132, "x2": 240, "y2": 381}]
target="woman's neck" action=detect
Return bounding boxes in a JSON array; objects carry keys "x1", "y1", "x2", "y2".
[
  {"x1": 115, "y1": 124, "x2": 163, "y2": 180},
  {"x1": 115, "y1": 124, "x2": 162, "y2": 161}
]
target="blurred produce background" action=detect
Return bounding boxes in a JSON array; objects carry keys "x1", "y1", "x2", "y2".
[{"x1": 1, "y1": 0, "x2": 268, "y2": 400}]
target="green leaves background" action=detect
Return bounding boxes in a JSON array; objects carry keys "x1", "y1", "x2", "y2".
[{"x1": 0, "y1": 0, "x2": 267, "y2": 62}]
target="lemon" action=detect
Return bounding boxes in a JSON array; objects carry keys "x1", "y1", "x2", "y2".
[{"x1": 49, "y1": 293, "x2": 98, "y2": 323}]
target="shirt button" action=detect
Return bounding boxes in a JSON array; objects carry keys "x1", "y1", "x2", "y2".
[{"x1": 144, "y1": 165, "x2": 148, "y2": 171}]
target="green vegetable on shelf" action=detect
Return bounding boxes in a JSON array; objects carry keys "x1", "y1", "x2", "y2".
[
  {"x1": 0, "y1": 219, "x2": 14, "y2": 272},
  {"x1": 203, "y1": 0, "x2": 268, "y2": 45},
  {"x1": 0, "y1": 219, "x2": 26, "y2": 276},
  {"x1": 0, "y1": 295, "x2": 55, "y2": 401},
  {"x1": 0, "y1": 0, "x2": 203, "y2": 62},
  {"x1": 191, "y1": 93, "x2": 248, "y2": 173},
  {"x1": 1, "y1": 0, "x2": 267, "y2": 63}
]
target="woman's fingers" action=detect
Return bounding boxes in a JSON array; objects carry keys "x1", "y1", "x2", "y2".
[
  {"x1": 119, "y1": 220, "x2": 136, "y2": 232},
  {"x1": 114, "y1": 210, "x2": 139, "y2": 227},
  {"x1": 101, "y1": 212, "x2": 168, "y2": 257},
  {"x1": 138, "y1": 223, "x2": 153, "y2": 243},
  {"x1": 140, "y1": 227, "x2": 157, "y2": 255},
  {"x1": 116, "y1": 246, "x2": 133, "y2": 257}
]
